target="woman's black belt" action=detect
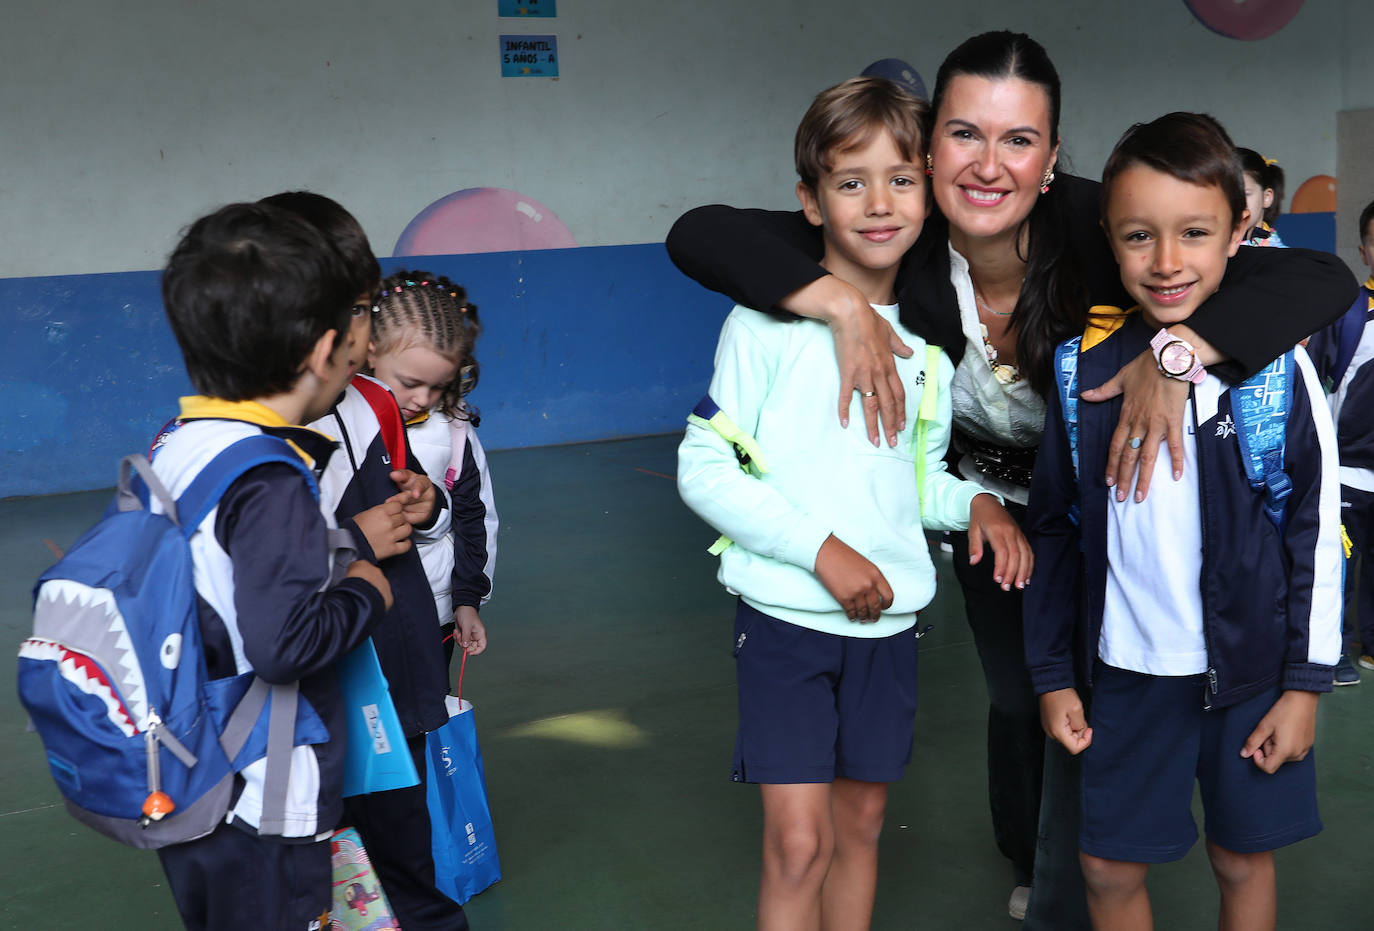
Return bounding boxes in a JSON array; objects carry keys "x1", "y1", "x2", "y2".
[{"x1": 953, "y1": 430, "x2": 1037, "y2": 488}]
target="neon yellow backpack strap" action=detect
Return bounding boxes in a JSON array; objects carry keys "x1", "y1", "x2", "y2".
[
  {"x1": 913, "y1": 344, "x2": 943, "y2": 500},
  {"x1": 687, "y1": 396, "x2": 771, "y2": 554}
]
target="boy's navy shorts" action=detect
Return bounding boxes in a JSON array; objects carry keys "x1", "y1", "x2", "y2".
[
  {"x1": 1080, "y1": 664, "x2": 1321, "y2": 863},
  {"x1": 731, "y1": 599, "x2": 919, "y2": 785}
]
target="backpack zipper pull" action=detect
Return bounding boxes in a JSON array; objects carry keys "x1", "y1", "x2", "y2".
[
  {"x1": 138, "y1": 709, "x2": 196, "y2": 828},
  {"x1": 139, "y1": 711, "x2": 175, "y2": 828}
]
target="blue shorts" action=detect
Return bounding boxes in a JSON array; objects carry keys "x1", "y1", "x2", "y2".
[
  {"x1": 730, "y1": 600, "x2": 919, "y2": 785},
  {"x1": 1080, "y1": 664, "x2": 1321, "y2": 863}
]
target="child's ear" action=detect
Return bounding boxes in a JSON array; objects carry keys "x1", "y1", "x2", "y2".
[
  {"x1": 365, "y1": 339, "x2": 379, "y2": 368},
  {"x1": 306, "y1": 328, "x2": 342, "y2": 379},
  {"x1": 1227, "y1": 210, "x2": 1249, "y2": 257},
  {"x1": 1262, "y1": 188, "x2": 1274, "y2": 210},
  {"x1": 796, "y1": 181, "x2": 824, "y2": 228}
]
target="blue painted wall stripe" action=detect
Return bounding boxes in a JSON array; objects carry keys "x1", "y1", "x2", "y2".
[{"x1": 2, "y1": 243, "x2": 731, "y2": 499}]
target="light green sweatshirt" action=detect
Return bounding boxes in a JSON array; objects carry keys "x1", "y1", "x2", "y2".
[{"x1": 678, "y1": 303, "x2": 993, "y2": 638}]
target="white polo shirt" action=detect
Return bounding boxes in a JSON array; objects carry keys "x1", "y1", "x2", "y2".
[{"x1": 1098, "y1": 377, "x2": 1226, "y2": 676}]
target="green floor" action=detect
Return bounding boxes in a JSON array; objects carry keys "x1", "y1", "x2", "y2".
[{"x1": 1, "y1": 434, "x2": 1371, "y2": 929}]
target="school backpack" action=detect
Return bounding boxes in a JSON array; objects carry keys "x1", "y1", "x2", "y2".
[
  {"x1": 1055, "y1": 336, "x2": 1294, "y2": 529},
  {"x1": 17, "y1": 435, "x2": 326, "y2": 849}
]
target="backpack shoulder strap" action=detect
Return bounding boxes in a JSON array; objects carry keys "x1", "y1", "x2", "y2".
[
  {"x1": 175, "y1": 435, "x2": 318, "y2": 538},
  {"x1": 350, "y1": 375, "x2": 407, "y2": 472},
  {"x1": 687, "y1": 394, "x2": 770, "y2": 556},
  {"x1": 912, "y1": 344, "x2": 943, "y2": 501},
  {"x1": 1231, "y1": 350, "x2": 1294, "y2": 527},
  {"x1": 177, "y1": 438, "x2": 313, "y2": 835},
  {"x1": 1055, "y1": 336, "x2": 1084, "y2": 484}
]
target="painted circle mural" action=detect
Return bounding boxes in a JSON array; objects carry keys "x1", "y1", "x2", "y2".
[
  {"x1": 1290, "y1": 175, "x2": 1337, "y2": 214},
  {"x1": 393, "y1": 187, "x2": 577, "y2": 256},
  {"x1": 1183, "y1": 0, "x2": 1306, "y2": 41}
]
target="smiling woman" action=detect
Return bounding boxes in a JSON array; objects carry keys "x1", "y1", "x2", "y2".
[{"x1": 665, "y1": 28, "x2": 1356, "y2": 927}]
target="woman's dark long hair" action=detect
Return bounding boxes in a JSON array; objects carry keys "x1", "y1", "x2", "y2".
[{"x1": 930, "y1": 31, "x2": 1086, "y2": 396}]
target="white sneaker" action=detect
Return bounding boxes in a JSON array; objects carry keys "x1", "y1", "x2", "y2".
[{"x1": 1008, "y1": 885, "x2": 1031, "y2": 921}]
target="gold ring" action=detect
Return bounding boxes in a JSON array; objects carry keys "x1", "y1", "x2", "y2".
[{"x1": 861, "y1": 390, "x2": 876, "y2": 398}]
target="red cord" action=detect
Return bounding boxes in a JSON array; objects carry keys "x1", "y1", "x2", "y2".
[{"x1": 457, "y1": 648, "x2": 468, "y2": 706}]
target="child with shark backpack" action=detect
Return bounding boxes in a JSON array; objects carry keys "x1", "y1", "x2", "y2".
[{"x1": 19, "y1": 202, "x2": 394, "y2": 930}]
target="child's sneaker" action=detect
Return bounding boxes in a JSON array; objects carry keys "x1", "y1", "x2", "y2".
[
  {"x1": 1359, "y1": 654, "x2": 1374, "y2": 671},
  {"x1": 1335, "y1": 654, "x2": 1361, "y2": 686}
]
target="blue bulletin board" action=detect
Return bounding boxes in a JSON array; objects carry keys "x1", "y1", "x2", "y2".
[
  {"x1": 500, "y1": 35, "x2": 558, "y2": 77},
  {"x1": 499, "y1": 0, "x2": 556, "y2": 16}
]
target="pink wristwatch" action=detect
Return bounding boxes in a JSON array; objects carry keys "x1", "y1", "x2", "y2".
[{"x1": 1150, "y1": 328, "x2": 1206, "y2": 384}]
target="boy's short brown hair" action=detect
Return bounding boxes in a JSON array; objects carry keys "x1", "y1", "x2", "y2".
[{"x1": 794, "y1": 76, "x2": 929, "y2": 190}]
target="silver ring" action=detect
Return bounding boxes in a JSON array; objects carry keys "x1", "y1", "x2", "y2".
[
  {"x1": 861, "y1": 390, "x2": 877, "y2": 398},
  {"x1": 1129, "y1": 436, "x2": 1143, "y2": 449}
]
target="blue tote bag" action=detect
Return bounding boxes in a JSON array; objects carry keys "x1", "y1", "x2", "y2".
[
  {"x1": 425, "y1": 656, "x2": 501, "y2": 904},
  {"x1": 338, "y1": 638, "x2": 418, "y2": 797}
]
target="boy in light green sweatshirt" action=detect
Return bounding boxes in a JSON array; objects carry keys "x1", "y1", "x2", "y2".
[{"x1": 676, "y1": 76, "x2": 1029, "y2": 930}]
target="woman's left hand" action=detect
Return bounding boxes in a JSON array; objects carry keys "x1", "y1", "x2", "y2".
[{"x1": 1080, "y1": 350, "x2": 1189, "y2": 502}]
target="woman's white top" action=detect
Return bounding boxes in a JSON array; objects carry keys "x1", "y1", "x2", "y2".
[{"x1": 947, "y1": 244, "x2": 1047, "y2": 504}]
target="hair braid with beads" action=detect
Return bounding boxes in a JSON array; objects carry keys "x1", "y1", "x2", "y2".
[{"x1": 372, "y1": 269, "x2": 482, "y2": 424}]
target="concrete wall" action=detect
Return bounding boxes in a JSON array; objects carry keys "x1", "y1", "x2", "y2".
[
  {"x1": 0, "y1": 0, "x2": 1358, "y2": 497},
  {"x1": 0, "y1": 0, "x2": 1349, "y2": 279}
]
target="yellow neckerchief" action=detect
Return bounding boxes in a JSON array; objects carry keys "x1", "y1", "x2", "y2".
[
  {"x1": 405, "y1": 410, "x2": 430, "y2": 427},
  {"x1": 1082, "y1": 305, "x2": 1138, "y2": 352},
  {"x1": 1365, "y1": 276, "x2": 1374, "y2": 312},
  {"x1": 177, "y1": 396, "x2": 327, "y2": 469}
]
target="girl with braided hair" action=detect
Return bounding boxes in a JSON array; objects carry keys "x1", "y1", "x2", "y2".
[{"x1": 368, "y1": 270, "x2": 497, "y2": 666}]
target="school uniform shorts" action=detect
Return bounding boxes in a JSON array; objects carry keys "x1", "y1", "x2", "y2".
[
  {"x1": 730, "y1": 599, "x2": 919, "y2": 785},
  {"x1": 1079, "y1": 664, "x2": 1321, "y2": 863}
]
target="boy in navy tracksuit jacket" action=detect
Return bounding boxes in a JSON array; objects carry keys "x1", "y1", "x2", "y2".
[
  {"x1": 1024, "y1": 114, "x2": 1341, "y2": 929},
  {"x1": 152, "y1": 203, "x2": 393, "y2": 930},
  {"x1": 263, "y1": 192, "x2": 469, "y2": 931},
  {"x1": 1307, "y1": 199, "x2": 1374, "y2": 670}
]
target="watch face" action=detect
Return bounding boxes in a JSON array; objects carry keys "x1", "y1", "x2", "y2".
[{"x1": 1160, "y1": 342, "x2": 1194, "y2": 376}]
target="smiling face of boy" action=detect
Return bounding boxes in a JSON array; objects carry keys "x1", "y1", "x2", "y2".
[
  {"x1": 796, "y1": 127, "x2": 928, "y2": 305},
  {"x1": 1104, "y1": 163, "x2": 1246, "y2": 329}
]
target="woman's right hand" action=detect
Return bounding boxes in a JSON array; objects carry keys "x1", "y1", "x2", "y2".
[{"x1": 783, "y1": 275, "x2": 912, "y2": 447}]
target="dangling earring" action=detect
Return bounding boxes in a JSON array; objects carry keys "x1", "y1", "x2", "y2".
[
  {"x1": 1040, "y1": 168, "x2": 1055, "y2": 194},
  {"x1": 925, "y1": 153, "x2": 934, "y2": 178}
]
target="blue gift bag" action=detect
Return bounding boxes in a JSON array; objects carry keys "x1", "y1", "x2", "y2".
[
  {"x1": 338, "y1": 639, "x2": 418, "y2": 797},
  {"x1": 426, "y1": 693, "x2": 501, "y2": 904}
]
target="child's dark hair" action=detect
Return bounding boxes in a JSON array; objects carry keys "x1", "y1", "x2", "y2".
[
  {"x1": 162, "y1": 202, "x2": 356, "y2": 400},
  {"x1": 373, "y1": 269, "x2": 482, "y2": 424},
  {"x1": 1236, "y1": 147, "x2": 1285, "y2": 228},
  {"x1": 931, "y1": 30, "x2": 1081, "y2": 397},
  {"x1": 1100, "y1": 112, "x2": 1246, "y2": 229},
  {"x1": 794, "y1": 76, "x2": 929, "y2": 190},
  {"x1": 258, "y1": 191, "x2": 381, "y2": 299},
  {"x1": 1358, "y1": 200, "x2": 1374, "y2": 245}
]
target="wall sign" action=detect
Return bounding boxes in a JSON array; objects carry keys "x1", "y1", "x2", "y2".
[
  {"x1": 499, "y1": 0, "x2": 556, "y2": 15},
  {"x1": 500, "y1": 35, "x2": 558, "y2": 77}
]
